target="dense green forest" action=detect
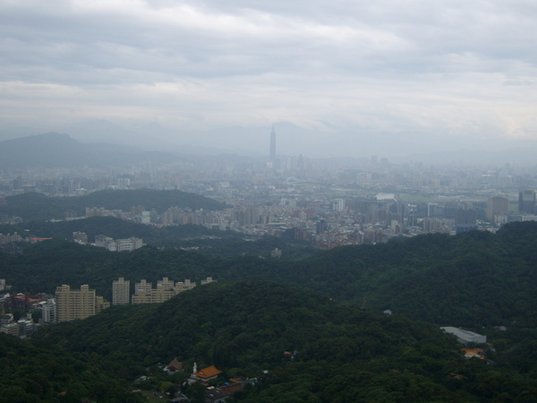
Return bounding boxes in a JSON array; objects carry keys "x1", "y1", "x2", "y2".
[
  {"x1": 0, "y1": 334, "x2": 142, "y2": 402},
  {"x1": 2, "y1": 221, "x2": 537, "y2": 328},
  {"x1": 39, "y1": 282, "x2": 537, "y2": 402},
  {"x1": 3, "y1": 222, "x2": 537, "y2": 400},
  {"x1": 0, "y1": 189, "x2": 225, "y2": 221}
]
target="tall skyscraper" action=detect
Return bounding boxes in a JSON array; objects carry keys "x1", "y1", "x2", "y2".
[
  {"x1": 270, "y1": 126, "x2": 276, "y2": 161},
  {"x1": 112, "y1": 277, "x2": 130, "y2": 305}
]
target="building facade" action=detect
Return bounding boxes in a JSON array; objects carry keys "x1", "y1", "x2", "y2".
[
  {"x1": 112, "y1": 277, "x2": 130, "y2": 305},
  {"x1": 55, "y1": 284, "x2": 109, "y2": 323}
]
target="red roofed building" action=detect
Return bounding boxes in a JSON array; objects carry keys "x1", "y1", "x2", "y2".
[
  {"x1": 29, "y1": 237, "x2": 53, "y2": 244},
  {"x1": 191, "y1": 365, "x2": 222, "y2": 382}
]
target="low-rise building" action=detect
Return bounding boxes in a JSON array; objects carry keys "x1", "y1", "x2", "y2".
[{"x1": 441, "y1": 326, "x2": 487, "y2": 344}]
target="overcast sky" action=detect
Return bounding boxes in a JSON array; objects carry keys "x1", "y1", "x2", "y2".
[{"x1": 1, "y1": 0, "x2": 537, "y2": 158}]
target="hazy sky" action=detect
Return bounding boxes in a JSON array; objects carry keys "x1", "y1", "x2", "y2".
[{"x1": 1, "y1": 0, "x2": 537, "y2": 157}]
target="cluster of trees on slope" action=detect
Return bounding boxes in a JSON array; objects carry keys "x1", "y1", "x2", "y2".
[
  {"x1": 289, "y1": 222, "x2": 537, "y2": 328},
  {"x1": 0, "y1": 216, "x2": 314, "y2": 259},
  {"x1": 0, "y1": 189, "x2": 225, "y2": 222},
  {"x1": 4, "y1": 221, "x2": 537, "y2": 329},
  {"x1": 0, "y1": 334, "x2": 141, "y2": 402},
  {"x1": 0, "y1": 236, "x2": 308, "y2": 298},
  {"x1": 3, "y1": 221, "x2": 537, "y2": 387},
  {"x1": 40, "y1": 282, "x2": 537, "y2": 402}
]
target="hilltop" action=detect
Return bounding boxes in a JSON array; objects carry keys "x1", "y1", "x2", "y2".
[{"x1": 0, "y1": 132, "x2": 176, "y2": 169}]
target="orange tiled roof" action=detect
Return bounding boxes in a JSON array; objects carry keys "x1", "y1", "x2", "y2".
[
  {"x1": 461, "y1": 348, "x2": 485, "y2": 359},
  {"x1": 195, "y1": 365, "x2": 222, "y2": 379}
]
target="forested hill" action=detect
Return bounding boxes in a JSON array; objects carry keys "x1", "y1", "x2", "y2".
[
  {"x1": 41, "y1": 281, "x2": 537, "y2": 402},
  {"x1": 0, "y1": 216, "x2": 213, "y2": 243},
  {"x1": 0, "y1": 334, "x2": 141, "y2": 402},
  {"x1": 4, "y1": 222, "x2": 537, "y2": 328},
  {"x1": 289, "y1": 221, "x2": 537, "y2": 327},
  {"x1": 0, "y1": 189, "x2": 225, "y2": 221}
]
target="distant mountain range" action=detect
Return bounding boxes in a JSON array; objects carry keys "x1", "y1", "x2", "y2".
[{"x1": 0, "y1": 132, "x2": 178, "y2": 169}]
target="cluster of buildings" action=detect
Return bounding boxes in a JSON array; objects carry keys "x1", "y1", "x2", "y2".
[
  {"x1": 59, "y1": 187, "x2": 537, "y2": 249},
  {"x1": 0, "y1": 232, "x2": 23, "y2": 244},
  {"x1": 72, "y1": 231, "x2": 144, "y2": 252},
  {"x1": 0, "y1": 313, "x2": 37, "y2": 337},
  {"x1": 94, "y1": 235, "x2": 144, "y2": 252},
  {"x1": 113, "y1": 276, "x2": 216, "y2": 305},
  {"x1": 0, "y1": 279, "x2": 53, "y2": 336},
  {"x1": 0, "y1": 232, "x2": 52, "y2": 246},
  {"x1": 4, "y1": 132, "x2": 537, "y2": 249},
  {"x1": 0, "y1": 275, "x2": 218, "y2": 333}
]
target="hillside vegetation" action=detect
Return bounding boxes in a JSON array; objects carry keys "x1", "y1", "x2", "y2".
[
  {"x1": 3, "y1": 222, "x2": 537, "y2": 401},
  {"x1": 0, "y1": 189, "x2": 225, "y2": 222},
  {"x1": 3, "y1": 222, "x2": 537, "y2": 329},
  {"x1": 41, "y1": 281, "x2": 537, "y2": 402}
]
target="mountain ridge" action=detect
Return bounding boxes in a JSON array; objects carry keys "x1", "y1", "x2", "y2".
[{"x1": 0, "y1": 132, "x2": 177, "y2": 169}]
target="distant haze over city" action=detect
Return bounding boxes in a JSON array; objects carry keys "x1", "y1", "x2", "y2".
[{"x1": 1, "y1": 1, "x2": 537, "y2": 161}]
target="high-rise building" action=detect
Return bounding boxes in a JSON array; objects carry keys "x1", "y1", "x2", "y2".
[
  {"x1": 270, "y1": 126, "x2": 276, "y2": 161},
  {"x1": 332, "y1": 198, "x2": 346, "y2": 212},
  {"x1": 55, "y1": 284, "x2": 99, "y2": 323},
  {"x1": 486, "y1": 196, "x2": 509, "y2": 221},
  {"x1": 132, "y1": 279, "x2": 152, "y2": 304},
  {"x1": 112, "y1": 277, "x2": 130, "y2": 305},
  {"x1": 519, "y1": 190, "x2": 536, "y2": 214},
  {"x1": 152, "y1": 277, "x2": 176, "y2": 303},
  {"x1": 41, "y1": 298, "x2": 57, "y2": 323}
]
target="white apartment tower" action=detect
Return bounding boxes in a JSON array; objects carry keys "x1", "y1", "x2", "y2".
[{"x1": 41, "y1": 298, "x2": 57, "y2": 323}]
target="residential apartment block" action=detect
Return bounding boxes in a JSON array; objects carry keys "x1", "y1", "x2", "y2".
[
  {"x1": 132, "y1": 277, "x2": 197, "y2": 304},
  {"x1": 112, "y1": 277, "x2": 130, "y2": 305},
  {"x1": 55, "y1": 284, "x2": 110, "y2": 323}
]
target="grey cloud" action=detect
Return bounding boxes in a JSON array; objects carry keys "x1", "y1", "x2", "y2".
[{"x1": 1, "y1": 0, "x2": 537, "y2": 157}]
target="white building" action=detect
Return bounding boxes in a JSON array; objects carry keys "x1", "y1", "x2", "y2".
[
  {"x1": 41, "y1": 298, "x2": 57, "y2": 323},
  {"x1": 116, "y1": 237, "x2": 144, "y2": 252},
  {"x1": 94, "y1": 235, "x2": 143, "y2": 252},
  {"x1": 201, "y1": 276, "x2": 216, "y2": 285},
  {"x1": 441, "y1": 327, "x2": 487, "y2": 344},
  {"x1": 332, "y1": 198, "x2": 346, "y2": 212}
]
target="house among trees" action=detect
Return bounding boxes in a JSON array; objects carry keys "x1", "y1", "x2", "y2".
[{"x1": 165, "y1": 358, "x2": 184, "y2": 373}]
